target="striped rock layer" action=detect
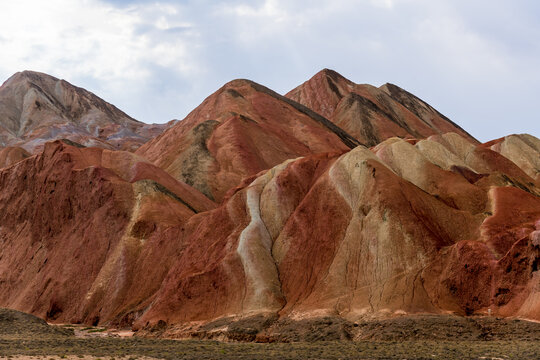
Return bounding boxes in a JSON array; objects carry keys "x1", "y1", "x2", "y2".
[{"x1": 0, "y1": 70, "x2": 538, "y2": 338}]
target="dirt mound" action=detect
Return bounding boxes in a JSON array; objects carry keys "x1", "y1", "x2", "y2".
[
  {"x1": 141, "y1": 313, "x2": 540, "y2": 343},
  {"x1": 0, "y1": 308, "x2": 72, "y2": 338}
]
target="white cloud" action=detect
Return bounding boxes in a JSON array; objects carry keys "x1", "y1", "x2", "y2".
[
  {"x1": 0, "y1": 0, "x2": 201, "y2": 102},
  {"x1": 226, "y1": 0, "x2": 286, "y2": 20},
  {"x1": 370, "y1": 0, "x2": 394, "y2": 9},
  {"x1": 0, "y1": 0, "x2": 538, "y2": 140},
  {"x1": 414, "y1": 13, "x2": 508, "y2": 77}
]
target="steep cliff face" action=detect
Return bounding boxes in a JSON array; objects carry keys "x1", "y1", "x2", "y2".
[
  {"x1": 136, "y1": 79, "x2": 359, "y2": 202},
  {"x1": 286, "y1": 69, "x2": 477, "y2": 146},
  {"x1": 0, "y1": 71, "x2": 166, "y2": 152}
]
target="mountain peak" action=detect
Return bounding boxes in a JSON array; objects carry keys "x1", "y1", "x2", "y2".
[
  {"x1": 314, "y1": 68, "x2": 350, "y2": 82},
  {"x1": 0, "y1": 71, "x2": 165, "y2": 152},
  {"x1": 3, "y1": 70, "x2": 60, "y2": 86},
  {"x1": 136, "y1": 74, "x2": 359, "y2": 201},
  {"x1": 286, "y1": 71, "x2": 478, "y2": 144},
  {"x1": 18, "y1": 69, "x2": 57, "y2": 79}
]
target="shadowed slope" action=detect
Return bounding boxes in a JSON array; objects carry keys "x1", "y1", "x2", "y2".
[{"x1": 380, "y1": 83, "x2": 473, "y2": 141}]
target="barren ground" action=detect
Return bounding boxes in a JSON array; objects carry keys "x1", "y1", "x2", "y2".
[{"x1": 1, "y1": 309, "x2": 539, "y2": 359}]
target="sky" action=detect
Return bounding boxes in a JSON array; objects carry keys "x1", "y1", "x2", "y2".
[{"x1": 0, "y1": 0, "x2": 539, "y2": 142}]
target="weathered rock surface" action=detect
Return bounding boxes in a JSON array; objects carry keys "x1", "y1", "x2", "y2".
[
  {"x1": 0, "y1": 140, "x2": 214, "y2": 325},
  {"x1": 483, "y1": 133, "x2": 540, "y2": 182},
  {"x1": 136, "y1": 79, "x2": 359, "y2": 202},
  {"x1": 286, "y1": 69, "x2": 478, "y2": 146},
  {"x1": 132, "y1": 132, "x2": 540, "y2": 338},
  {"x1": 0, "y1": 71, "x2": 166, "y2": 152}
]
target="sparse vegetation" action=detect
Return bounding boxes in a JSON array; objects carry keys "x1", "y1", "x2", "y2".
[
  {"x1": 87, "y1": 328, "x2": 107, "y2": 333},
  {"x1": 1, "y1": 338, "x2": 540, "y2": 359},
  {"x1": 1, "y1": 309, "x2": 539, "y2": 359}
]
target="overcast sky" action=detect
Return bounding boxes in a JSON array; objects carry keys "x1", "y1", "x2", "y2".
[{"x1": 1, "y1": 0, "x2": 539, "y2": 142}]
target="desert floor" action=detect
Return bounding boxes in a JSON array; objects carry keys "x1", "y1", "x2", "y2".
[{"x1": 1, "y1": 310, "x2": 539, "y2": 359}]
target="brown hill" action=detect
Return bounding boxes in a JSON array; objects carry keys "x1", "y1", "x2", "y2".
[
  {"x1": 286, "y1": 69, "x2": 478, "y2": 146},
  {"x1": 0, "y1": 71, "x2": 166, "y2": 152},
  {"x1": 136, "y1": 79, "x2": 359, "y2": 201}
]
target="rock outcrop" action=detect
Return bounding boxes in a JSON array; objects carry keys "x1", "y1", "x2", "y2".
[
  {"x1": 483, "y1": 134, "x2": 540, "y2": 182},
  {"x1": 0, "y1": 71, "x2": 166, "y2": 152},
  {"x1": 0, "y1": 146, "x2": 30, "y2": 168},
  {"x1": 286, "y1": 69, "x2": 478, "y2": 146}
]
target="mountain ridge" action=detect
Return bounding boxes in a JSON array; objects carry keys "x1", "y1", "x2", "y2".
[
  {"x1": 0, "y1": 69, "x2": 538, "y2": 340},
  {"x1": 136, "y1": 77, "x2": 358, "y2": 201}
]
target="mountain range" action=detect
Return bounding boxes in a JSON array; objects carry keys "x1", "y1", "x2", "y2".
[{"x1": 0, "y1": 69, "x2": 538, "y2": 340}]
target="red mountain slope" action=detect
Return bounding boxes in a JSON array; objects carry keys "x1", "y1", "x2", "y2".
[
  {"x1": 0, "y1": 71, "x2": 538, "y2": 340},
  {"x1": 286, "y1": 69, "x2": 478, "y2": 146},
  {"x1": 0, "y1": 140, "x2": 214, "y2": 325},
  {"x1": 131, "y1": 133, "x2": 539, "y2": 337},
  {"x1": 136, "y1": 79, "x2": 359, "y2": 201}
]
